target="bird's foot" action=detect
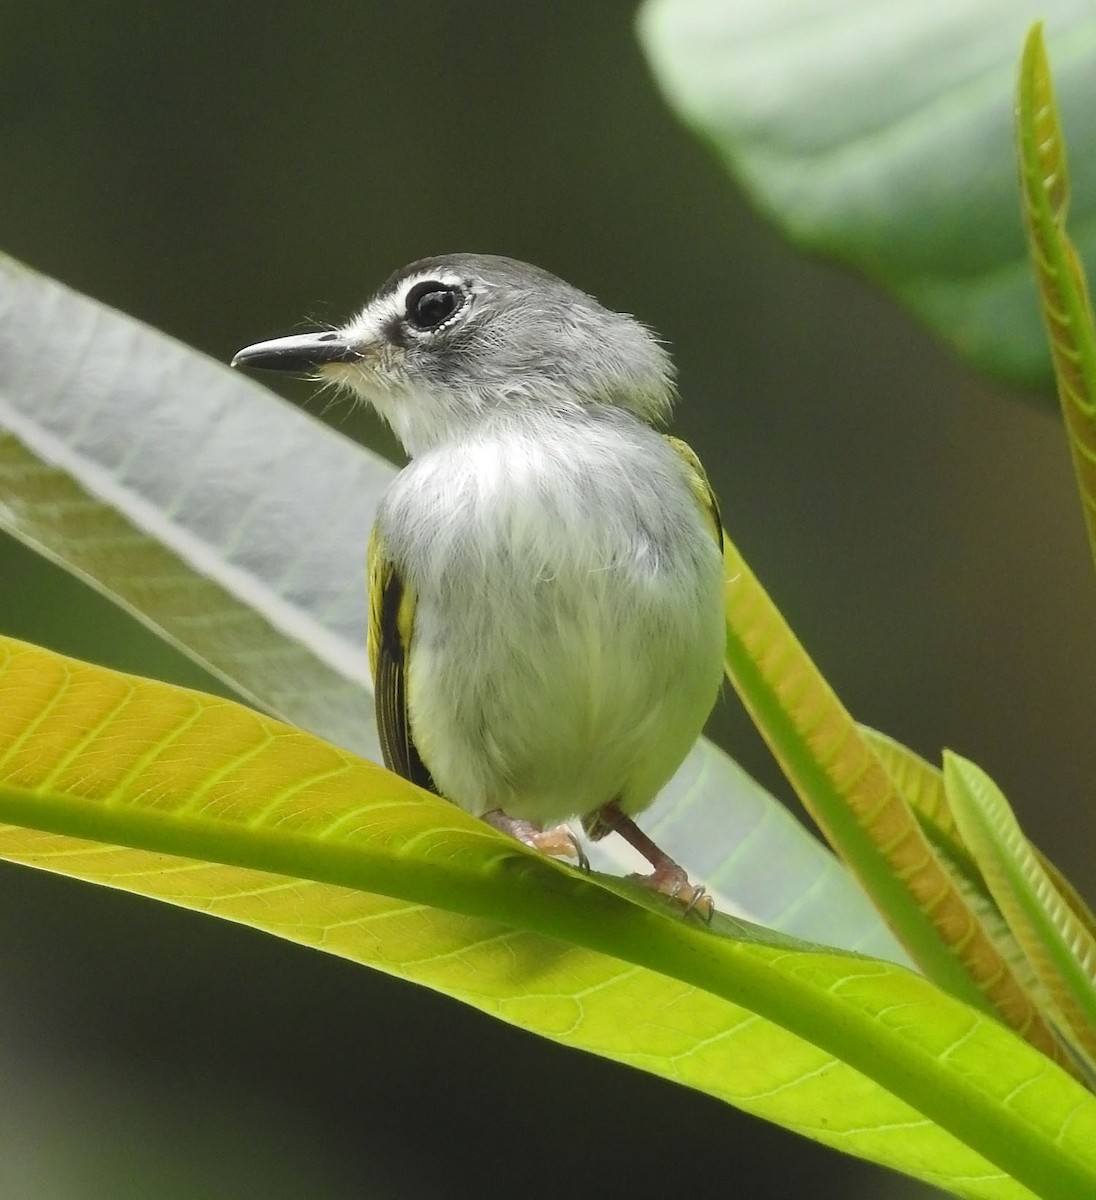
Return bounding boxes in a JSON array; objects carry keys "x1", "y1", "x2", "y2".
[
  {"x1": 588, "y1": 800, "x2": 714, "y2": 921},
  {"x1": 629, "y1": 865, "x2": 714, "y2": 922},
  {"x1": 482, "y1": 809, "x2": 589, "y2": 871}
]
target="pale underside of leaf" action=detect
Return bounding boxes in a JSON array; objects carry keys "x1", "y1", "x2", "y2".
[{"x1": 0, "y1": 257, "x2": 385, "y2": 760}]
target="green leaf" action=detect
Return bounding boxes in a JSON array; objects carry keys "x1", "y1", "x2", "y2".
[
  {"x1": 0, "y1": 251, "x2": 900, "y2": 959},
  {"x1": 3, "y1": 633, "x2": 1096, "y2": 1200},
  {"x1": 719, "y1": 534, "x2": 1077, "y2": 1073},
  {"x1": 866, "y1": 726, "x2": 1096, "y2": 958},
  {"x1": 1016, "y1": 22, "x2": 1096, "y2": 574},
  {"x1": 864, "y1": 728, "x2": 1049, "y2": 1007},
  {"x1": 637, "y1": 0, "x2": 1096, "y2": 386},
  {"x1": 944, "y1": 751, "x2": 1096, "y2": 1074}
]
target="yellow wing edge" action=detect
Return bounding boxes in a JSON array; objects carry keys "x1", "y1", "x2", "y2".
[
  {"x1": 664, "y1": 435, "x2": 723, "y2": 548},
  {"x1": 367, "y1": 525, "x2": 436, "y2": 792}
]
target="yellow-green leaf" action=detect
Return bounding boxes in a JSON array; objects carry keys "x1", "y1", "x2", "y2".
[
  {"x1": 3, "y1": 633, "x2": 1096, "y2": 1198},
  {"x1": 721, "y1": 536, "x2": 1074, "y2": 1073},
  {"x1": 866, "y1": 727, "x2": 1096, "y2": 952},
  {"x1": 1017, "y1": 22, "x2": 1096, "y2": 570},
  {"x1": 944, "y1": 751, "x2": 1096, "y2": 1075}
]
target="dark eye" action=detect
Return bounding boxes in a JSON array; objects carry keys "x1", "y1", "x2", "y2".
[{"x1": 404, "y1": 280, "x2": 463, "y2": 331}]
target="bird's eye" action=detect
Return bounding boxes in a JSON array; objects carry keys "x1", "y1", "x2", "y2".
[{"x1": 404, "y1": 280, "x2": 463, "y2": 331}]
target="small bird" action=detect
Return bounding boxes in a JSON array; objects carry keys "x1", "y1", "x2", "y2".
[{"x1": 233, "y1": 254, "x2": 725, "y2": 915}]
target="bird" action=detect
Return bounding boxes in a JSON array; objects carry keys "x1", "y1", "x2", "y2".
[{"x1": 233, "y1": 254, "x2": 726, "y2": 916}]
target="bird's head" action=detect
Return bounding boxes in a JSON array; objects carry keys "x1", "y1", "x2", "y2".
[{"x1": 232, "y1": 253, "x2": 674, "y2": 455}]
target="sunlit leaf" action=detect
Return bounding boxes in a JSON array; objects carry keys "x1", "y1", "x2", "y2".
[{"x1": 2, "y1": 633, "x2": 1096, "y2": 1199}]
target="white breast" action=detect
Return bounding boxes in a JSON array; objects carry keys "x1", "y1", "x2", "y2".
[{"x1": 377, "y1": 408, "x2": 725, "y2": 828}]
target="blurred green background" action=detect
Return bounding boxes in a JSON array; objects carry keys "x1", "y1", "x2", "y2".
[{"x1": 1, "y1": 3, "x2": 1093, "y2": 1197}]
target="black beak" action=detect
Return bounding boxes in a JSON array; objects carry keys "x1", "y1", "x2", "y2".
[{"x1": 231, "y1": 330, "x2": 359, "y2": 372}]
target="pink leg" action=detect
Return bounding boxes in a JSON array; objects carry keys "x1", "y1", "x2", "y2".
[
  {"x1": 587, "y1": 802, "x2": 713, "y2": 921},
  {"x1": 482, "y1": 809, "x2": 589, "y2": 871}
]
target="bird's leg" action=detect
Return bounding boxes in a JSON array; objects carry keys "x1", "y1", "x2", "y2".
[
  {"x1": 482, "y1": 809, "x2": 589, "y2": 871},
  {"x1": 585, "y1": 801, "x2": 713, "y2": 921}
]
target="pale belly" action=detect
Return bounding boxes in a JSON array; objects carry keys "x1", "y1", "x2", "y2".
[{"x1": 380, "y1": 419, "x2": 725, "y2": 828}]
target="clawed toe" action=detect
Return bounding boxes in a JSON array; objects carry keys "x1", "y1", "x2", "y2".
[
  {"x1": 482, "y1": 810, "x2": 588, "y2": 868},
  {"x1": 561, "y1": 829, "x2": 591, "y2": 872},
  {"x1": 531, "y1": 824, "x2": 589, "y2": 870},
  {"x1": 629, "y1": 866, "x2": 714, "y2": 922}
]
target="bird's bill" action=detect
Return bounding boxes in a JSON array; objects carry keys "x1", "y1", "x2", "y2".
[{"x1": 231, "y1": 330, "x2": 359, "y2": 372}]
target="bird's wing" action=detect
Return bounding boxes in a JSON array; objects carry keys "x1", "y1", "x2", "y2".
[
  {"x1": 367, "y1": 525, "x2": 438, "y2": 792},
  {"x1": 664, "y1": 435, "x2": 724, "y2": 548}
]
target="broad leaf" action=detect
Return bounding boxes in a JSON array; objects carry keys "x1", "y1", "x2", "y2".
[
  {"x1": 638, "y1": 0, "x2": 1096, "y2": 386},
  {"x1": 0, "y1": 251, "x2": 900, "y2": 957},
  {"x1": 2, "y1": 634, "x2": 1096, "y2": 1200},
  {"x1": 0, "y1": 255, "x2": 382, "y2": 760}
]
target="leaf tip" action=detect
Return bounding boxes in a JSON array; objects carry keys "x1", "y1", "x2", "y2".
[
  {"x1": 1017, "y1": 21, "x2": 1049, "y2": 125},
  {"x1": 1022, "y1": 20, "x2": 1046, "y2": 66}
]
